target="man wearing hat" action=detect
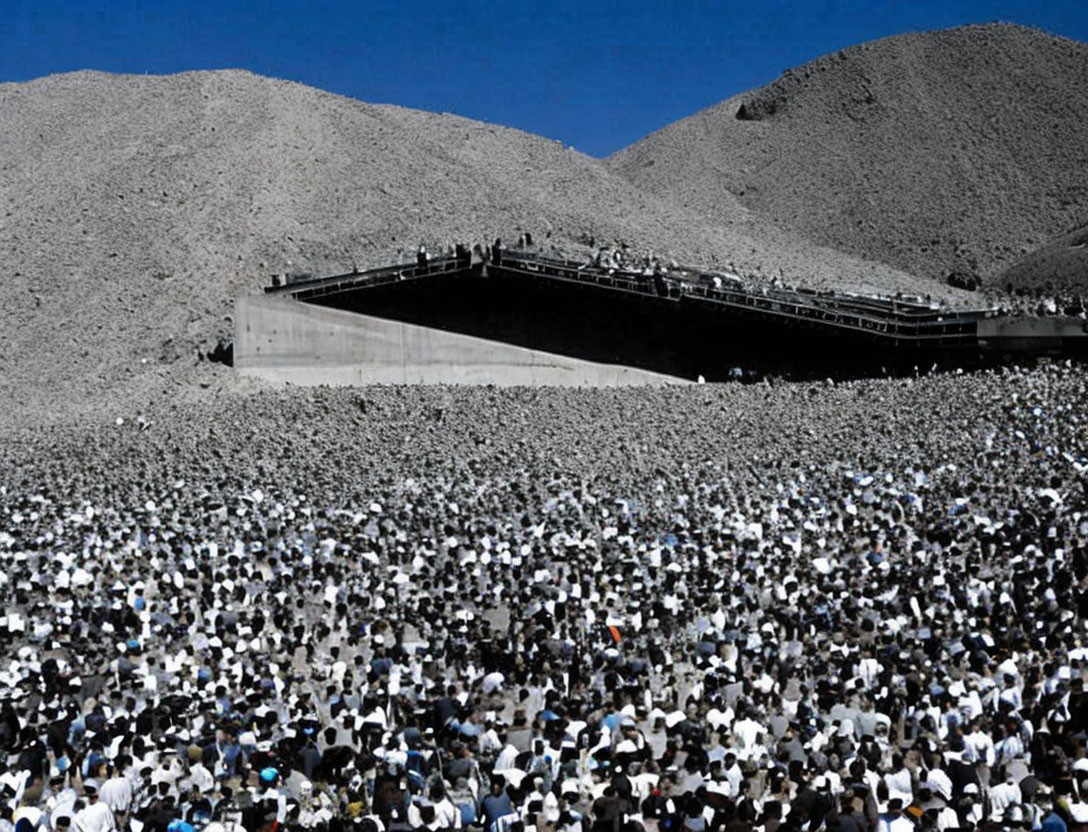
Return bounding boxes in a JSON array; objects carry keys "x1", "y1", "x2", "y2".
[{"x1": 73, "y1": 781, "x2": 116, "y2": 832}]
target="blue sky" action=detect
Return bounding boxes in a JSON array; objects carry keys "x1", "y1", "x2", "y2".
[{"x1": 2, "y1": 0, "x2": 1086, "y2": 157}]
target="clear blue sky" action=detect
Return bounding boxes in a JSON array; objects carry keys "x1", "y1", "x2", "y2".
[{"x1": 2, "y1": 0, "x2": 1086, "y2": 157}]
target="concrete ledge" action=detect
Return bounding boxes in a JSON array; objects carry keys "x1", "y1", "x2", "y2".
[
  {"x1": 235, "y1": 294, "x2": 687, "y2": 387},
  {"x1": 978, "y1": 316, "x2": 1088, "y2": 352}
]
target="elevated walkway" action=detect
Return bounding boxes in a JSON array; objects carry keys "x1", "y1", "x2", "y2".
[
  {"x1": 488, "y1": 251, "x2": 989, "y2": 346},
  {"x1": 244, "y1": 248, "x2": 1088, "y2": 385},
  {"x1": 270, "y1": 249, "x2": 1001, "y2": 347}
]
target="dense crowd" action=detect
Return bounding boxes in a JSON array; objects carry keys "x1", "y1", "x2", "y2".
[{"x1": 2, "y1": 365, "x2": 1088, "y2": 832}]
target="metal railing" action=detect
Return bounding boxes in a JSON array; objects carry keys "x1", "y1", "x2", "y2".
[
  {"x1": 492, "y1": 251, "x2": 991, "y2": 345},
  {"x1": 264, "y1": 253, "x2": 473, "y2": 301}
]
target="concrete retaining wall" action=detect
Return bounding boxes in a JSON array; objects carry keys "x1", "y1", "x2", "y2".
[
  {"x1": 235, "y1": 294, "x2": 687, "y2": 386},
  {"x1": 978, "y1": 316, "x2": 1088, "y2": 352}
]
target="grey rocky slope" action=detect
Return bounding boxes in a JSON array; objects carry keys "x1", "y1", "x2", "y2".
[
  {"x1": 1, "y1": 69, "x2": 948, "y2": 418},
  {"x1": 608, "y1": 23, "x2": 1088, "y2": 289},
  {"x1": 997, "y1": 217, "x2": 1088, "y2": 295}
]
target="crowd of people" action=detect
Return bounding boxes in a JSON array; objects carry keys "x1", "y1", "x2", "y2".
[{"x1": 2, "y1": 364, "x2": 1088, "y2": 832}]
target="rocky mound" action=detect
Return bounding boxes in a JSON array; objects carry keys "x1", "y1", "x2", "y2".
[
  {"x1": 0, "y1": 69, "x2": 945, "y2": 417},
  {"x1": 609, "y1": 23, "x2": 1088, "y2": 286},
  {"x1": 997, "y1": 218, "x2": 1088, "y2": 296}
]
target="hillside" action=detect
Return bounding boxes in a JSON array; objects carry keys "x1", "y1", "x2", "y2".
[
  {"x1": 608, "y1": 23, "x2": 1088, "y2": 289},
  {"x1": 0, "y1": 70, "x2": 942, "y2": 417},
  {"x1": 997, "y1": 218, "x2": 1088, "y2": 296}
]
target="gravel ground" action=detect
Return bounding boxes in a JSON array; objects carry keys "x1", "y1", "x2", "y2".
[{"x1": 609, "y1": 23, "x2": 1088, "y2": 290}]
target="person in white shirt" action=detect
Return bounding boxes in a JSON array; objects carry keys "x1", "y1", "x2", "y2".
[
  {"x1": 923, "y1": 758, "x2": 953, "y2": 804},
  {"x1": 994, "y1": 725, "x2": 1025, "y2": 765},
  {"x1": 856, "y1": 652, "x2": 883, "y2": 689},
  {"x1": 47, "y1": 776, "x2": 79, "y2": 830},
  {"x1": 72, "y1": 783, "x2": 116, "y2": 832},
  {"x1": 722, "y1": 753, "x2": 743, "y2": 797},
  {"x1": 433, "y1": 790, "x2": 462, "y2": 830},
  {"x1": 878, "y1": 799, "x2": 915, "y2": 832},
  {"x1": 732, "y1": 714, "x2": 765, "y2": 752},
  {"x1": 988, "y1": 770, "x2": 1022, "y2": 822},
  {"x1": 882, "y1": 755, "x2": 913, "y2": 806},
  {"x1": 186, "y1": 761, "x2": 215, "y2": 797},
  {"x1": 11, "y1": 805, "x2": 46, "y2": 832},
  {"x1": 98, "y1": 764, "x2": 134, "y2": 819},
  {"x1": 998, "y1": 673, "x2": 1023, "y2": 712},
  {"x1": 965, "y1": 721, "x2": 996, "y2": 768},
  {"x1": 478, "y1": 722, "x2": 504, "y2": 756},
  {"x1": 932, "y1": 802, "x2": 960, "y2": 831},
  {"x1": 494, "y1": 744, "x2": 519, "y2": 772}
]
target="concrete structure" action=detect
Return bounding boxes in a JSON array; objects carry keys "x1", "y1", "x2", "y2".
[
  {"x1": 978, "y1": 316, "x2": 1088, "y2": 352},
  {"x1": 234, "y1": 294, "x2": 687, "y2": 387},
  {"x1": 237, "y1": 253, "x2": 1088, "y2": 386}
]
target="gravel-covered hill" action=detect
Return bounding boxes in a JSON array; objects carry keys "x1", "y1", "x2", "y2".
[
  {"x1": 0, "y1": 69, "x2": 946, "y2": 417},
  {"x1": 997, "y1": 218, "x2": 1088, "y2": 295},
  {"x1": 609, "y1": 23, "x2": 1088, "y2": 288}
]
